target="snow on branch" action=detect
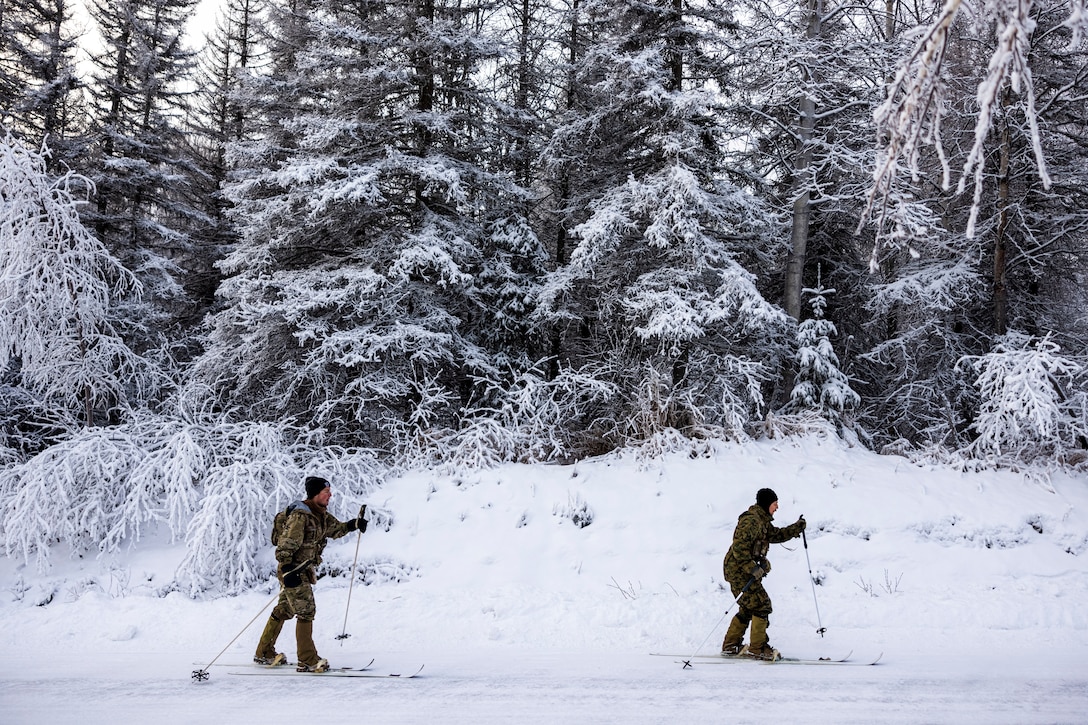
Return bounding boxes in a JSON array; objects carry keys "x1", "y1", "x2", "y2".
[
  {"x1": 0, "y1": 414, "x2": 384, "y2": 596},
  {"x1": 862, "y1": 0, "x2": 1060, "y2": 239},
  {"x1": 0, "y1": 131, "x2": 158, "y2": 422},
  {"x1": 958, "y1": 0, "x2": 1050, "y2": 236},
  {"x1": 958, "y1": 332, "x2": 1086, "y2": 462}
]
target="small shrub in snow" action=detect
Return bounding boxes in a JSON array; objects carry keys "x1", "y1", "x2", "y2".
[
  {"x1": 318, "y1": 557, "x2": 419, "y2": 586},
  {"x1": 854, "y1": 572, "x2": 903, "y2": 597},
  {"x1": 362, "y1": 505, "x2": 395, "y2": 533},
  {"x1": 958, "y1": 331, "x2": 1086, "y2": 465},
  {"x1": 553, "y1": 492, "x2": 594, "y2": 528}
]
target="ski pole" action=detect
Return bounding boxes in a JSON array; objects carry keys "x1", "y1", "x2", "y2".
[
  {"x1": 192, "y1": 592, "x2": 277, "y2": 682},
  {"x1": 801, "y1": 522, "x2": 826, "y2": 637},
  {"x1": 191, "y1": 559, "x2": 312, "y2": 682},
  {"x1": 336, "y1": 505, "x2": 367, "y2": 644},
  {"x1": 682, "y1": 574, "x2": 756, "y2": 669}
]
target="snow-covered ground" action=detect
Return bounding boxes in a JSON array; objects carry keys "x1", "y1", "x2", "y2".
[{"x1": 2, "y1": 437, "x2": 1087, "y2": 723}]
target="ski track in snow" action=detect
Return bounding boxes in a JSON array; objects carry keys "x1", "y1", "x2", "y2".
[{"x1": 0, "y1": 647, "x2": 1085, "y2": 724}]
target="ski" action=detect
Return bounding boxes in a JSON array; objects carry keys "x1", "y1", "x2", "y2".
[
  {"x1": 663, "y1": 653, "x2": 883, "y2": 667},
  {"x1": 764, "y1": 652, "x2": 881, "y2": 666},
  {"x1": 227, "y1": 664, "x2": 424, "y2": 679},
  {"x1": 652, "y1": 650, "x2": 852, "y2": 662},
  {"x1": 196, "y1": 658, "x2": 375, "y2": 671}
]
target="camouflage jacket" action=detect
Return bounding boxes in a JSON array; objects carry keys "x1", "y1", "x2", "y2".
[
  {"x1": 723, "y1": 504, "x2": 804, "y2": 584},
  {"x1": 275, "y1": 500, "x2": 358, "y2": 579}
]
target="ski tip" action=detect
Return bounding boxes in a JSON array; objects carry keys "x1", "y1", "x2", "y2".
[
  {"x1": 388, "y1": 664, "x2": 426, "y2": 678},
  {"x1": 339, "y1": 658, "x2": 377, "y2": 671}
]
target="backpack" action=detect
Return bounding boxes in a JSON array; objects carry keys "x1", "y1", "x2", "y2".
[
  {"x1": 270, "y1": 509, "x2": 288, "y2": 546},
  {"x1": 270, "y1": 501, "x2": 306, "y2": 545}
]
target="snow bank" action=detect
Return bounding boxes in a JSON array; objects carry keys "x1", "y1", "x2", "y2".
[{"x1": 1, "y1": 437, "x2": 1086, "y2": 723}]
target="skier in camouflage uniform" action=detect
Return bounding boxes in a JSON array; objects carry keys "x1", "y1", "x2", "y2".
[
  {"x1": 255, "y1": 476, "x2": 367, "y2": 672},
  {"x1": 721, "y1": 488, "x2": 805, "y2": 660}
]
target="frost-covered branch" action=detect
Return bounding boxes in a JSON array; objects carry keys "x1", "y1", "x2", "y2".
[
  {"x1": 0, "y1": 132, "x2": 157, "y2": 423},
  {"x1": 0, "y1": 414, "x2": 385, "y2": 596},
  {"x1": 958, "y1": 331, "x2": 1086, "y2": 462},
  {"x1": 863, "y1": 0, "x2": 1066, "y2": 238}
]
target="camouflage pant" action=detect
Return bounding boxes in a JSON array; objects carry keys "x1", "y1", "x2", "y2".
[
  {"x1": 724, "y1": 563, "x2": 773, "y2": 620},
  {"x1": 256, "y1": 581, "x2": 321, "y2": 664},
  {"x1": 271, "y1": 581, "x2": 317, "y2": 623}
]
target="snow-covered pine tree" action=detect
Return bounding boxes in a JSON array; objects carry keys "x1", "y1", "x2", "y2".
[
  {"x1": 0, "y1": 0, "x2": 85, "y2": 165},
  {"x1": 786, "y1": 277, "x2": 860, "y2": 429},
  {"x1": 0, "y1": 132, "x2": 157, "y2": 431},
  {"x1": 489, "y1": 0, "x2": 561, "y2": 193},
  {"x1": 185, "y1": 0, "x2": 268, "y2": 337},
  {"x1": 536, "y1": 0, "x2": 791, "y2": 448},
  {"x1": 720, "y1": 0, "x2": 884, "y2": 324},
  {"x1": 81, "y1": 0, "x2": 207, "y2": 350},
  {"x1": 190, "y1": 0, "x2": 546, "y2": 452},
  {"x1": 857, "y1": 203, "x2": 987, "y2": 449}
]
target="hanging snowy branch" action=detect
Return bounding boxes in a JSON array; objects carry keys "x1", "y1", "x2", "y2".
[
  {"x1": 0, "y1": 413, "x2": 385, "y2": 595},
  {"x1": 862, "y1": 0, "x2": 1064, "y2": 239},
  {"x1": 0, "y1": 132, "x2": 157, "y2": 423},
  {"x1": 1067, "y1": 0, "x2": 1088, "y2": 45},
  {"x1": 958, "y1": 0, "x2": 1050, "y2": 237}
]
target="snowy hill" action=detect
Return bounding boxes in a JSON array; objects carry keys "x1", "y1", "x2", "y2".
[{"x1": 2, "y1": 437, "x2": 1087, "y2": 723}]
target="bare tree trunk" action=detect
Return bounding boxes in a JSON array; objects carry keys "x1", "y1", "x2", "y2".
[
  {"x1": 549, "y1": 0, "x2": 579, "y2": 381},
  {"x1": 784, "y1": 0, "x2": 820, "y2": 319},
  {"x1": 993, "y1": 92, "x2": 1011, "y2": 336}
]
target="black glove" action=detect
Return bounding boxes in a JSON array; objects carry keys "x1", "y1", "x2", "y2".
[
  {"x1": 356, "y1": 504, "x2": 368, "y2": 533},
  {"x1": 284, "y1": 570, "x2": 302, "y2": 588},
  {"x1": 797, "y1": 515, "x2": 806, "y2": 531}
]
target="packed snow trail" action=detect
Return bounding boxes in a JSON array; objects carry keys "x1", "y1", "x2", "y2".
[{"x1": 1, "y1": 646, "x2": 1085, "y2": 724}]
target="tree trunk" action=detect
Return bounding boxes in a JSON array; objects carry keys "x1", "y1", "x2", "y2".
[
  {"x1": 783, "y1": 0, "x2": 820, "y2": 319},
  {"x1": 993, "y1": 92, "x2": 1011, "y2": 336}
]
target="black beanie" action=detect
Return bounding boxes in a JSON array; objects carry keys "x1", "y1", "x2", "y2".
[
  {"x1": 305, "y1": 476, "x2": 330, "y2": 499},
  {"x1": 756, "y1": 488, "x2": 778, "y2": 512}
]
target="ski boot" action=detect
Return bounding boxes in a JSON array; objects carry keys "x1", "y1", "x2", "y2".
[
  {"x1": 741, "y1": 643, "x2": 781, "y2": 661},
  {"x1": 297, "y1": 658, "x2": 330, "y2": 673},
  {"x1": 253, "y1": 653, "x2": 288, "y2": 667}
]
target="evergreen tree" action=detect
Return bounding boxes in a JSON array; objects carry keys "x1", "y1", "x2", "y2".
[
  {"x1": 536, "y1": 0, "x2": 791, "y2": 446},
  {"x1": 190, "y1": 0, "x2": 546, "y2": 449},
  {"x1": 81, "y1": 0, "x2": 206, "y2": 351},
  {"x1": 186, "y1": 0, "x2": 268, "y2": 326},
  {"x1": 0, "y1": 0, "x2": 85, "y2": 165},
  {"x1": 786, "y1": 275, "x2": 859, "y2": 428}
]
